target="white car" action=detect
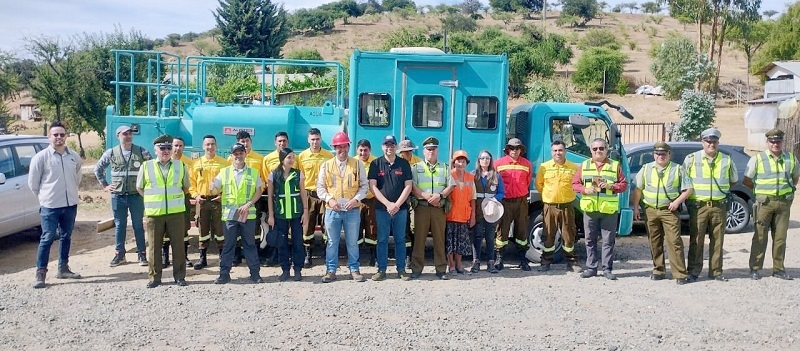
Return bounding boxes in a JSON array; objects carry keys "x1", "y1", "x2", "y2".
[{"x1": 0, "y1": 135, "x2": 51, "y2": 238}]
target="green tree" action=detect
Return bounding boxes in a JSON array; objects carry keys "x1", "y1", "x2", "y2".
[
  {"x1": 382, "y1": 0, "x2": 417, "y2": 11},
  {"x1": 675, "y1": 89, "x2": 715, "y2": 141},
  {"x1": 523, "y1": 76, "x2": 571, "y2": 102},
  {"x1": 459, "y1": 0, "x2": 484, "y2": 17},
  {"x1": 319, "y1": 0, "x2": 363, "y2": 24},
  {"x1": 727, "y1": 19, "x2": 770, "y2": 88},
  {"x1": 290, "y1": 8, "x2": 336, "y2": 33},
  {"x1": 26, "y1": 36, "x2": 77, "y2": 123},
  {"x1": 622, "y1": 1, "x2": 639, "y2": 13},
  {"x1": 572, "y1": 47, "x2": 627, "y2": 94},
  {"x1": 561, "y1": 0, "x2": 599, "y2": 26},
  {"x1": 214, "y1": 0, "x2": 289, "y2": 58},
  {"x1": 280, "y1": 49, "x2": 329, "y2": 76},
  {"x1": 762, "y1": 9, "x2": 777, "y2": 19},
  {"x1": 577, "y1": 28, "x2": 621, "y2": 50},
  {"x1": 489, "y1": 0, "x2": 516, "y2": 12},
  {"x1": 753, "y1": 3, "x2": 800, "y2": 75},
  {"x1": 166, "y1": 33, "x2": 181, "y2": 47},
  {"x1": 0, "y1": 51, "x2": 19, "y2": 101},
  {"x1": 650, "y1": 33, "x2": 715, "y2": 99},
  {"x1": 641, "y1": 1, "x2": 662, "y2": 14},
  {"x1": 441, "y1": 13, "x2": 479, "y2": 33}
]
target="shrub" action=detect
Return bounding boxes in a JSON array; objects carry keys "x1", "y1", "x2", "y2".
[
  {"x1": 615, "y1": 77, "x2": 629, "y2": 96},
  {"x1": 572, "y1": 47, "x2": 627, "y2": 94},
  {"x1": 675, "y1": 89, "x2": 715, "y2": 141},
  {"x1": 628, "y1": 40, "x2": 637, "y2": 50},
  {"x1": 555, "y1": 15, "x2": 581, "y2": 27},
  {"x1": 441, "y1": 13, "x2": 479, "y2": 33},
  {"x1": 279, "y1": 49, "x2": 329, "y2": 76},
  {"x1": 577, "y1": 29, "x2": 621, "y2": 50},
  {"x1": 524, "y1": 77, "x2": 571, "y2": 103},
  {"x1": 650, "y1": 33, "x2": 715, "y2": 99}
]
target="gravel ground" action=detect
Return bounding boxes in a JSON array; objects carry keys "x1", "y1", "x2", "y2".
[{"x1": 2, "y1": 204, "x2": 800, "y2": 350}]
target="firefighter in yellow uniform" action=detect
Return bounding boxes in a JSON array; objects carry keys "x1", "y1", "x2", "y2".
[
  {"x1": 227, "y1": 131, "x2": 265, "y2": 266},
  {"x1": 190, "y1": 134, "x2": 230, "y2": 269},
  {"x1": 296, "y1": 128, "x2": 333, "y2": 268},
  {"x1": 356, "y1": 139, "x2": 378, "y2": 266},
  {"x1": 684, "y1": 128, "x2": 738, "y2": 282},
  {"x1": 632, "y1": 142, "x2": 692, "y2": 285},
  {"x1": 137, "y1": 135, "x2": 189, "y2": 288},
  {"x1": 164, "y1": 136, "x2": 193, "y2": 269},
  {"x1": 743, "y1": 128, "x2": 799, "y2": 281}
]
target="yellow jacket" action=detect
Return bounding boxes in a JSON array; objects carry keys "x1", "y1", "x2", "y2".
[
  {"x1": 190, "y1": 154, "x2": 230, "y2": 197},
  {"x1": 535, "y1": 159, "x2": 578, "y2": 204},
  {"x1": 297, "y1": 148, "x2": 334, "y2": 190}
]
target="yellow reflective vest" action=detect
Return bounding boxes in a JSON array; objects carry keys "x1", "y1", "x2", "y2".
[
  {"x1": 686, "y1": 151, "x2": 732, "y2": 201},
  {"x1": 579, "y1": 159, "x2": 619, "y2": 214},
  {"x1": 640, "y1": 162, "x2": 682, "y2": 208},
  {"x1": 753, "y1": 151, "x2": 796, "y2": 196},
  {"x1": 141, "y1": 160, "x2": 186, "y2": 217},
  {"x1": 220, "y1": 166, "x2": 259, "y2": 220}
]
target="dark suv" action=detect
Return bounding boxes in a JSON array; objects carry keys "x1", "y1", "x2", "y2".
[{"x1": 625, "y1": 142, "x2": 753, "y2": 233}]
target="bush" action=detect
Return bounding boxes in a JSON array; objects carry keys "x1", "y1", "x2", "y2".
[
  {"x1": 555, "y1": 14, "x2": 581, "y2": 27},
  {"x1": 615, "y1": 77, "x2": 629, "y2": 96},
  {"x1": 628, "y1": 40, "x2": 637, "y2": 50},
  {"x1": 577, "y1": 29, "x2": 621, "y2": 50},
  {"x1": 279, "y1": 49, "x2": 329, "y2": 76},
  {"x1": 650, "y1": 33, "x2": 715, "y2": 99},
  {"x1": 523, "y1": 77, "x2": 571, "y2": 103},
  {"x1": 441, "y1": 13, "x2": 479, "y2": 33},
  {"x1": 675, "y1": 89, "x2": 715, "y2": 141},
  {"x1": 572, "y1": 47, "x2": 627, "y2": 94}
]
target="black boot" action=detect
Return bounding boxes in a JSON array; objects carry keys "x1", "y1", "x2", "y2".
[
  {"x1": 368, "y1": 247, "x2": 377, "y2": 267},
  {"x1": 162, "y1": 243, "x2": 171, "y2": 268},
  {"x1": 303, "y1": 247, "x2": 313, "y2": 268},
  {"x1": 233, "y1": 246, "x2": 243, "y2": 267},
  {"x1": 184, "y1": 243, "x2": 193, "y2": 267},
  {"x1": 495, "y1": 251, "x2": 504, "y2": 271},
  {"x1": 266, "y1": 246, "x2": 279, "y2": 266},
  {"x1": 193, "y1": 249, "x2": 207, "y2": 270}
]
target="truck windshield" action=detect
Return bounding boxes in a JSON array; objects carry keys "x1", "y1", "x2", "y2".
[{"x1": 551, "y1": 117, "x2": 610, "y2": 159}]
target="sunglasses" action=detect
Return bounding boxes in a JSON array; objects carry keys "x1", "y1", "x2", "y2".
[
  {"x1": 591, "y1": 147, "x2": 606, "y2": 151},
  {"x1": 507, "y1": 146, "x2": 520, "y2": 151},
  {"x1": 158, "y1": 145, "x2": 173, "y2": 151},
  {"x1": 768, "y1": 139, "x2": 783, "y2": 144},
  {"x1": 51, "y1": 133, "x2": 66, "y2": 137},
  {"x1": 654, "y1": 152, "x2": 668, "y2": 156},
  {"x1": 702, "y1": 139, "x2": 719, "y2": 144}
]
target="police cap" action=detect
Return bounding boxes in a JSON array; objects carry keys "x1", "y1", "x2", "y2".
[
  {"x1": 700, "y1": 128, "x2": 721, "y2": 141},
  {"x1": 765, "y1": 128, "x2": 785, "y2": 141},
  {"x1": 152, "y1": 134, "x2": 173, "y2": 146},
  {"x1": 653, "y1": 141, "x2": 671, "y2": 152},
  {"x1": 422, "y1": 137, "x2": 439, "y2": 149}
]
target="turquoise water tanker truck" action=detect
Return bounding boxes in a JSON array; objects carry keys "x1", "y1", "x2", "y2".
[{"x1": 104, "y1": 48, "x2": 634, "y2": 262}]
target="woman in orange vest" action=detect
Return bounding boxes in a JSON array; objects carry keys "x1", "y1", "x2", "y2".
[{"x1": 446, "y1": 150, "x2": 476, "y2": 274}]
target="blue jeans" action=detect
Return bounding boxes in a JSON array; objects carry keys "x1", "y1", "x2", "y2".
[
  {"x1": 376, "y1": 208, "x2": 407, "y2": 272},
  {"x1": 112, "y1": 193, "x2": 146, "y2": 253},
  {"x1": 324, "y1": 208, "x2": 361, "y2": 273},
  {"x1": 220, "y1": 219, "x2": 260, "y2": 276},
  {"x1": 472, "y1": 218, "x2": 496, "y2": 262},
  {"x1": 36, "y1": 205, "x2": 78, "y2": 270},
  {"x1": 276, "y1": 217, "x2": 305, "y2": 271}
]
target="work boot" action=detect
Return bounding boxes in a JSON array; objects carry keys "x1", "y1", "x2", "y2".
[
  {"x1": 137, "y1": 251, "x2": 148, "y2": 267},
  {"x1": 109, "y1": 251, "x2": 126, "y2": 267},
  {"x1": 487, "y1": 260, "x2": 498, "y2": 274},
  {"x1": 215, "y1": 273, "x2": 231, "y2": 284},
  {"x1": 278, "y1": 270, "x2": 290, "y2": 282},
  {"x1": 33, "y1": 269, "x2": 47, "y2": 289},
  {"x1": 162, "y1": 243, "x2": 171, "y2": 268},
  {"x1": 494, "y1": 252, "x2": 504, "y2": 271},
  {"x1": 56, "y1": 265, "x2": 82, "y2": 279},
  {"x1": 193, "y1": 249, "x2": 208, "y2": 270},
  {"x1": 519, "y1": 260, "x2": 532, "y2": 271},
  {"x1": 293, "y1": 268, "x2": 303, "y2": 281},
  {"x1": 266, "y1": 247, "x2": 279, "y2": 266},
  {"x1": 368, "y1": 247, "x2": 377, "y2": 267},
  {"x1": 184, "y1": 243, "x2": 193, "y2": 268},
  {"x1": 303, "y1": 247, "x2": 313, "y2": 268},
  {"x1": 470, "y1": 261, "x2": 480, "y2": 274},
  {"x1": 232, "y1": 246, "x2": 243, "y2": 267}
]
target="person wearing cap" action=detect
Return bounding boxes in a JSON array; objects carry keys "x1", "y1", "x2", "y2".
[
  {"x1": 163, "y1": 136, "x2": 193, "y2": 269},
  {"x1": 683, "y1": 128, "x2": 738, "y2": 282},
  {"x1": 470, "y1": 150, "x2": 504, "y2": 274},
  {"x1": 632, "y1": 142, "x2": 692, "y2": 285},
  {"x1": 743, "y1": 128, "x2": 799, "y2": 281},
  {"x1": 535, "y1": 140, "x2": 581, "y2": 273},
  {"x1": 296, "y1": 128, "x2": 333, "y2": 268},
  {"x1": 316, "y1": 131, "x2": 369, "y2": 283},
  {"x1": 410, "y1": 136, "x2": 455, "y2": 280},
  {"x1": 136, "y1": 135, "x2": 190, "y2": 288},
  {"x1": 397, "y1": 138, "x2": 422, "y2": 266},
  {"x1": 211, "y1": 143, "x2": 264, "y2": 284},
  {"x1": 494, "y1": 138, "x2": 534, "y2": 271},
  {"x1": 572, "y1": 138, "x2": 628, "y2": 280},
  {"x1": 446, "y1": 150, "x2": 476, "y2": 274},
  {"x1": 30, "y1": 121, "x2": 83, "y2": 289},
  {"x1": 189, "y1": 134, "x2": 230, "y2": 269},
  {"x1": 94, "y1": 125, "x2": 152, "y2": 267},
  {"x1": 368, "y1": 135, "x2": 413, "y2": 281},
  {"x1": 356, "y1": 139, "x2": 378, "y2": 266},
  {"x1": 226, "y1": 130, "x2": 266, "y2": 266},
  {"x1": 267, "y1": 147, "x2": 309, "y2": 281}
]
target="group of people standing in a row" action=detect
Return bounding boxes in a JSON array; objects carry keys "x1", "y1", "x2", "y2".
[{"x1": 28, "y1": 122, "x2": 797, "y2": 288}]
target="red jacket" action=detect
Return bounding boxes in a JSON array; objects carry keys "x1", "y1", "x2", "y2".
[{"x1": 494, "y1": 155, "x2": 532, "y2": 199}]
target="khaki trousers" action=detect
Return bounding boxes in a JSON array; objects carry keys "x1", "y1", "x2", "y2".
[
  {"x1": 496, "y1": 197, "x2": 529, "y2": 251},
  {"x1": 303, "y1": 191, "x2": 326, "y2": 247},
  {"x1": 750, "y1": 197, "x2": 792, "y2": 273},
  {"x1": 644, "y1": 207, "x2": 687, "y2": 279},
  {"x1": 359, "y1": 198, "x2": 377, "y2": 246},
  {"x1": 146, "y1": 213, "x2": 186, "y2": 282},
  {"x1": 687, "y1": 202, "x2": 726, "y2": 278},
  {"x1": 198, "y1": 200, "x2": 224, "y2": 251},
  {"x1": 411, "y1": 205, "x2": 447, "y2": 274},
  {"x1": 542, "y1": 203, "x2": 577, "y2": 265}
]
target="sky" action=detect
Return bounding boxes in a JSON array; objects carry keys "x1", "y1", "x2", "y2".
[{"x1": 0, "y1": 0, "x2": 790, "y2": 55}]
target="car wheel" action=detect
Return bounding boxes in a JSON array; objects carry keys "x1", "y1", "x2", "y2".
[
  {"x1": 525, "y1": 213, "x2": 564, "y2": 264},
  {"x1": 726, "y1": 195, "x2": 750, "y2": 233}
]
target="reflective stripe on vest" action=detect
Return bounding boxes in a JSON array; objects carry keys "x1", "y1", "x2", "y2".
[
  {"x1": 323, "y1": 157, "x2": 361, "y2": 209},
  {"x1": 754, "y1": 151, "x2": 795, "y2": 196},
  {"x1": 220, "y1": 166, "x2": 258, "y2": 220},
  {"x1": 641, "y1": 162, "x2": 681, "y2": 208},
  {"x1": 142, "y1": 160, "x2": 185, "y2": 217},
  {"x1": 579, "y1": 159, "x2": 619, "y2": 214},
  {"x1": 688, "y1": 151, "x2": 731, "y2": 201},
  {"x1": 111, "y1": 145, "x2": 144, "y2": 194},
  {"x1": 274, "y1": 169, "x2": 303, "y2": 219},
  {"x1": 474, "y1": 173, "x2": 499, "y2": 218},
  {"x1": 415, "y1": 162, "x2": 449, "y2": 193}
]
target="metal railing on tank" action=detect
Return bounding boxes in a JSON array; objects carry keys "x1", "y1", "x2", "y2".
[{"x1": 111, "y1": 50, "x2": 182, "y2": 117}]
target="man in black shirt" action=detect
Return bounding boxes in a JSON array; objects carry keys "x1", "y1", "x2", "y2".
[{"x1": 368, "y1": 135, "x2": 413, "y2": 281}]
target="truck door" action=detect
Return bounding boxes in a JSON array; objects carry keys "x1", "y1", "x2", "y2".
[{"x1": 400, "y1": 65, "x2": 457, "y2": 159}]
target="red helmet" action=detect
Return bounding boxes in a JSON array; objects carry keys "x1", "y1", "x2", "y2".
[{"x1": 331, "y1": 131, "x2": 351, "y2": 146}]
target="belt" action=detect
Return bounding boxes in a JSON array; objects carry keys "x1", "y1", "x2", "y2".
[
  {"x1": 115, "y1": 192, "x2": 139, "y2": 196},
  {"x1": 307, "y1": 190, "x2": 319, "y2": 199},
  {"x1": 691, "y1": 199, "x2": 725, "y2": 207},
  {"x1": 644, "y1": 205, "x2": 669, "y2": 210},
  {"x1": 545, "y1": 202, "x2": 572, "y2": 209},
  {"x1": 200, "y1": 195, "x2": 220, "y2": 202},
  {"x1": 504, "y1": 196, "x2": 527, "y2": 201}
]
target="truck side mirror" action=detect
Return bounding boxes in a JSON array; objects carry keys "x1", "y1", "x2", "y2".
[{"x1": 568, "y1": 114, "x2": 590, "y2": 128}]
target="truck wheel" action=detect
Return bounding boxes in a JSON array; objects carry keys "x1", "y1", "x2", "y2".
[
  {"x1": 525, "y1": 213, "x2": 564, "y2": 264},
  {"x1": 725, "y1": 195, "x2": 750, "y2": 234}
]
